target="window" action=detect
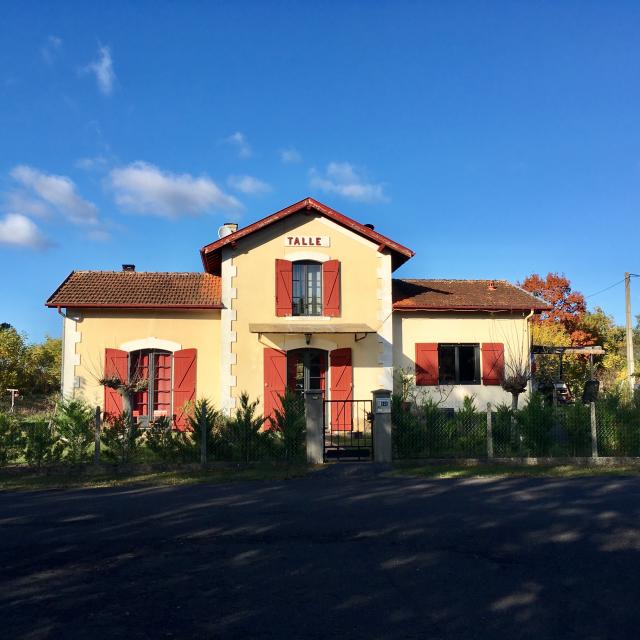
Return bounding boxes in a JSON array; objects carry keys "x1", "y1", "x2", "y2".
[
  {"x1": 292, "y1": 261, "x2": 322, "y2": 316},
  {"x1": 130, "y1": 349, "x2": 172, "y2": 424},
  {"x1": 438, "y1": 344, "x2": 480, "y2": 385},
  {"x1": 286, "y1": 349, "x2": 327, "y2": 396}
]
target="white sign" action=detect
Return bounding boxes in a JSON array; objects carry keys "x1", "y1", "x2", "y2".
[
  {"x1": 375, "y1": 397, "x2": 391, "y2": 414},
  {"x1": 284, "y1": 235, "x2": 330, "y2": 248}
]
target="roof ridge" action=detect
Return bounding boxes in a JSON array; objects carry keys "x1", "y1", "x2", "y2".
[
  {"x1": 72, "y1": 270, "x2": 215, "y2": 276},
  {"x1": 394, "y1": 278, "x2": 510, "y2": 283}
]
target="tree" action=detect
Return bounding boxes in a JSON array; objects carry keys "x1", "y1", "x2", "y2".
[
  {"x1": 25, "y1": 337, "x2": 62, "y2": 395},
  {"x1": 520, "y1": 273, "x2": 589, "y2": 342},
  {"x1": 0, "y1": 325, "x2": 27, "y2": 391},
  {"x1": 0, "y1": 325, "x2": 62, "y2": 399}
]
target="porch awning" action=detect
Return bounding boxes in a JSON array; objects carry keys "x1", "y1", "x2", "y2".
[{"x1": 249, "y1": 323, "x2": 376, "y2": 335}]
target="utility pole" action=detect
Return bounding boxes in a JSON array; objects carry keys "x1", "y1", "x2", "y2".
[{"x1": 625, "y1": 273, "x2": 635, "y2": 394}]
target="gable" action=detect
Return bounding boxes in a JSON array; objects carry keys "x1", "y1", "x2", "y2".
[{"x1": 200, "y1": 197, "x2": 414, "y2": 274}]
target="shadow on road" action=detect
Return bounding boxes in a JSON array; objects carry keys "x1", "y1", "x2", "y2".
[{"x1": 2, "y1": 464, "x2": 639, "y2": 639}]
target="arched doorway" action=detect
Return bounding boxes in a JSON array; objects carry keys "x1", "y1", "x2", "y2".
[{"x1": 286, "y1": 348, "x2": 327, "y2": 397}]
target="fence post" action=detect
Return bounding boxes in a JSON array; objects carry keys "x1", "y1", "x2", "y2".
[
  {"x1": 372, "y1": 389, "x2": 392, "y2": 464},
  {"x1": 486, "y1": 402, "x2": 494, "y2": 459},
  {"x1": 200, "y1": 407, "x2": 207, "y2": 466},
  {"x1": 305, "y1": 391, "x2": 324, "y2": 464},
  {"x1": 94, "y1": 406, "x2": 101, "y2": 465},
  {"x1": 590, "y1": 401, "x2": 598, "y2": 459}
]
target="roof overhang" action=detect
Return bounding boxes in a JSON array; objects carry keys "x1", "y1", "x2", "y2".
[
  {"x1": 532, "y1": 345, "x2": 606, "y2": 355},
  {"x1": 392, "y1": 305, "x2": 545, "y2": 312},
  {"x1": 201, "y1": 197, "x2": 414, "y2": 274},
  {"x1": 46, "y1": 303, "x2": 222, "y2": 310},
  {"x1": 249, "y1": 322, "x2": 376, "y2": 341}
]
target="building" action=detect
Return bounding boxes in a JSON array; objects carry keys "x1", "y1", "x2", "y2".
[{"x1": 46, "y1": 197, "x2": 549, "y2": 427}]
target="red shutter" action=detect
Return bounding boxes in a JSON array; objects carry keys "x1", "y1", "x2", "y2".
[
  {"x1": 104, "y1": 348, "x2": 128, "y2": 418},
  {"x1": 323, "y1": 260, "x2": 341, "y2": 317},
  {"x1": 172, "y1": 348, "x2": 197, "y2": 430},
  {"x1": 482, "y1": 343, "x2": 504, "y2": 385},
  {"x1": 264, "y1": 348, "x2": 287, "y2": 427},
  {"x1": 275, "y1": 259, "x2": 293, "y2": 317},
  {"x1": 330, "y1": 348, "x2": 352, "y2": 431},
  {"x1": 415, "y1": 343, "x2": 438, "y2": 386}
]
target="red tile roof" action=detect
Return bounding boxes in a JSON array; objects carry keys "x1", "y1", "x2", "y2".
[
  {"x1": 200, "y1": 197, "x2": 415, "y2": 274},
  {"x1": 393, "y1": 279, "x2": 551, "y2": 311},
  {"x1": 46, "y1": 271, "x2": 222, "y2": 309}
]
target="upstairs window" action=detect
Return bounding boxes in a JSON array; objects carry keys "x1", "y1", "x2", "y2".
[
  {"x1": 292, "y1": 261, "x2": 322, "y2": 316},
  {"x1": 438, "y1": 344, "x2": 480, "y2": 385}
]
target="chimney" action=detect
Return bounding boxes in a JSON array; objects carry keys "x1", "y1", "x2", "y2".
[
  {"x1": 487, "y1": 280, "x2": 497, "y2": 291},
  {"x1": 122, "y1": 264, "x2": 136, "y2": 272},
  {"x1": 364, "y1": 223, "x2": 375, "y2": 230}
]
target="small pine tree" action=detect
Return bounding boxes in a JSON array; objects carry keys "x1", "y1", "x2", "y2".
[
  {"x1": 270, "y1": 390, "x2": 306, "y2": 462},
  {"x1": 227, "y1": 392, "x2": 268, "y2": 462},
  {"x1": 53, "y1": 398, "x2": 94, "y2": 464},
  {"x1": 101, "y1": 412, "x2": 142, "y2": 464}
]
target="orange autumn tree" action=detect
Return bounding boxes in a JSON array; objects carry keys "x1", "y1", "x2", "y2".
[
  {"x1": 520, "y1": 273, "x2": 597, "y2": 393},
  {"x1": 520, "y1": 273, "x2": 592, "y2": 346}
]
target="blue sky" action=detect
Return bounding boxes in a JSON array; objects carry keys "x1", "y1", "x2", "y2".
[{"x1": 1, "y1": 1, "x2": 639, "y2": 342}]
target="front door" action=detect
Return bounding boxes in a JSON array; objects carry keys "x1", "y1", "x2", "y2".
[{"x1": 287, "y1": 349, "x2": 327, "y2": 397}]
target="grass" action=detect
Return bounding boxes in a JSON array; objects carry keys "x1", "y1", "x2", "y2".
[
  {"x1": 391, "y1": 463, "x2": 640, "y2": 479},
  {"x1": 0, "y1": 463, "x2": 314, "y2": 491}
]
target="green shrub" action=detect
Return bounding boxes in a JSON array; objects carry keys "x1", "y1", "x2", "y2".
[
  {"x1": 492, "y1": 404, "x2": 518, "y2": 456},
  {"x1": 561, "y1": 402, "x2": 592, "y2": 456},
  {"x1": 515, "y1": 393, "x2": 553, "y2": 456},
  {"x1": 391, "y1": 394, "x2": 424, "y2": 458},
  {"x1": 53, "y1": 398, "x2": 94, "y2": 464},
  {"x1": 23, "y1": 420, "x2": 63, "y2": 467},
  {"x1": 225, "y1": 392, "x2": 273, "y2": 462},
  {"x1": 452, "y1": 396, "x2": 486, "y2": 456},
  {"x1": 270, "y1": 390, "x2": 306, "y2": 462},
  {"x1": 187, "y1": 398, "x2": 223, "y2": 460},
  {"x1": 0, "y1": 412, "x2": 24, "y2": 466},
  {"x1": 101, "y1": 412, "x2": 142, "y2": 464},
  {"x1": 144, "y1": 416, "x2": 193, "y2": 463},
  {"x1": 596, "y1": 390, "x2": 640, "y2": 456}
]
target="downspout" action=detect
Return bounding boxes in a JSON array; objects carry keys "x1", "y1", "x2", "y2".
[
  {"x1": 525, "y1": 309, "x2": 534, "y2": 395},
  {"x1": 57, "y1": 306, "x2": 67, "y2": 396}
]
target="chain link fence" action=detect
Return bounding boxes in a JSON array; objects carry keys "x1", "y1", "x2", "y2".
[
  {"x1": 392, "y1": 394, "x2": 640, "y2": 460},
  {"x1": 0, "y1": 393, "x2": 309, "y2": 468}
]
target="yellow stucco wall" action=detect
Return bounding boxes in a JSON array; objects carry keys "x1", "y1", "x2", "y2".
[
  {"x1": 67, "y1": 309, "x2": 220, "y2": 408},
  {"x1": 392, "y1": 311, "x2": 532, "y2": 409},
  {"x1": 226, "y1": 211, "x2": 391, "y2": 410}
]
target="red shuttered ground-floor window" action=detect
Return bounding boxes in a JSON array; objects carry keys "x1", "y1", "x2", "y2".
[{"x1": 104, "y1": 347, "x2": 197, "y2": 430}]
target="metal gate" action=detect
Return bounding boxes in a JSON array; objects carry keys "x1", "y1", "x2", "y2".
[{"x1": 323, "y1": 399, "x2": 373, "y2": 461}]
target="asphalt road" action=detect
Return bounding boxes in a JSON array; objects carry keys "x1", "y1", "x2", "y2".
[{"x1": 2, "y1": 465, "x2": 640, "y2": 639}]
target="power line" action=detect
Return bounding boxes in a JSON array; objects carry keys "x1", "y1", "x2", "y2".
[{"x1": 585, "y1": 279, "x2": 625, "y2": 299}]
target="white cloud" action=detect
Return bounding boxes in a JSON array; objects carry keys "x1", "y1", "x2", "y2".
[
  {"x1": 41, "y1": 35, "x2": 62, "y2": 64},
  {"x1": 309, "y1": 162, "x2": 388, "y2": 203},
  {"x1": 10, "y1": 165, "x2": 99, "y2": 225},
  {"x1": 109, "y1": 161, "x2": 241, "y2": 217},
  {"x1": 84, "y1": 45, "x2": 115, "y2": 95},
  {"x1": 4, "y1": 191, "x2": 52, "y2": 219},
  {"x1": 0, "y1": 213, "x2": 48, "y2": 249},
  {"x1": 279, "y1": 147, "x2": 301, "y2": 164},
  {"x1": 224, "y1": 132, "x2": 252, "y2": 158},
  {"x1": 227, "y1": 175, "x2": 272, "y2": 196}
]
